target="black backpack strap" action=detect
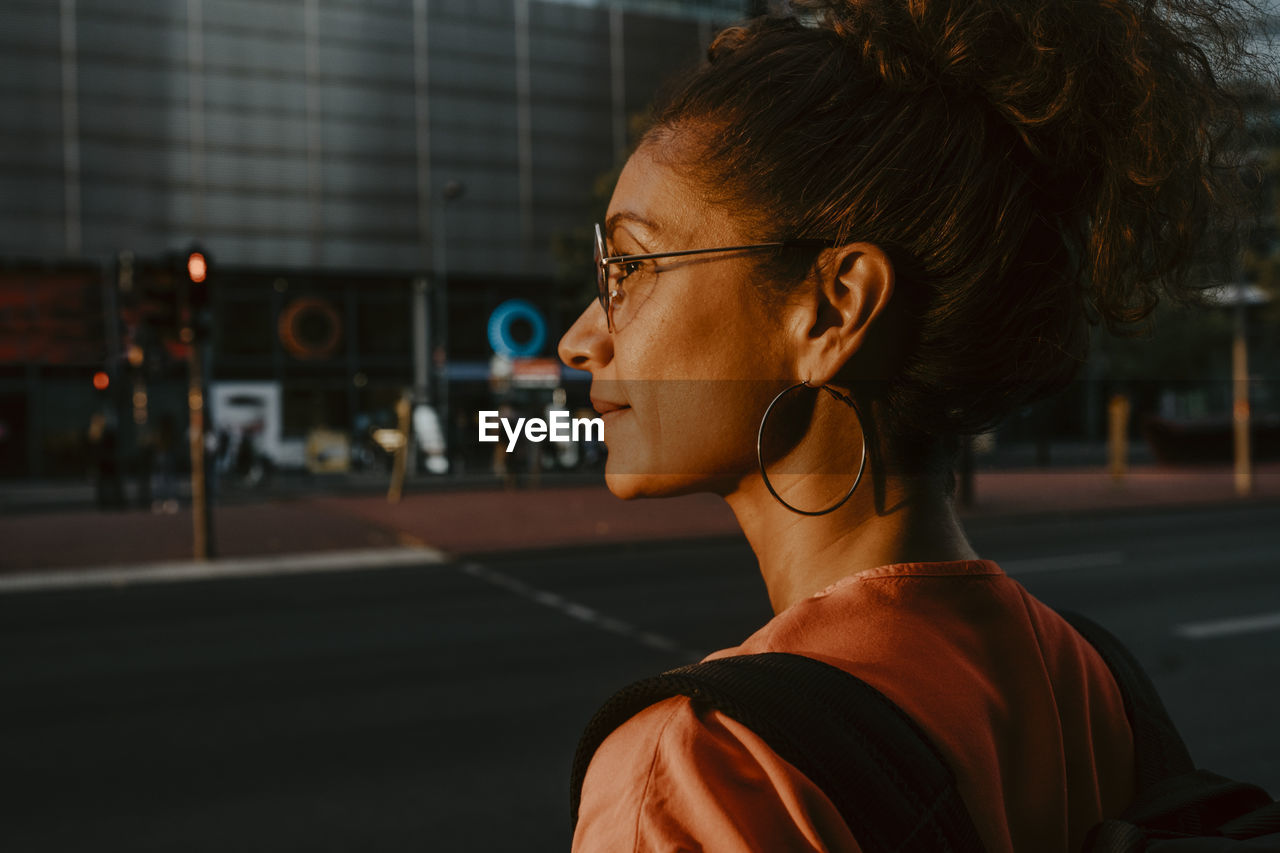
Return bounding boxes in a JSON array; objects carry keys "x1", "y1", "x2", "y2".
[
  {"x1": 1061, "y1": 612, "x2": 1280, "y2": 847},
  {"x1": 1057, "y1": 611, "x2": 1195, "y2": 788},
  {"x1": 1124, "y1": 769, "x2": 1277, "y2": 835},
  {"x1": 570, "y1": 652, "x2": 985, "y2": 853}
]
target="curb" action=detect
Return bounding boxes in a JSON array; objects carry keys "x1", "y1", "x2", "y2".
[
  {"x1": 959, "y1": 492, "x2": 1280, "y2": 523},
  {"x1": 0, "y1": 545, "x2": 450, "y2": 594}
]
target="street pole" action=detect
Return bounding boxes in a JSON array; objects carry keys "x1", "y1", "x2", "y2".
[
  {"x1": 181, "y1": 248, "x2": 214, "y2": 559},
  {"x1": 433, "y1": 196, "x2": 447, "y2": 476},
  {"x1": 410, "y1": 276, "x2": 431, "y2": 475},
  {"x1": 104, "y1": 253, "x2": 127, "y2": 482},
  {"x1": 433, "y1": 180, "x2": 465, "y2": 473},
  {"x1": 1108, "y1": 393, "x2": 1130, "y2": 482},
  {"x1": 1232, "y1": 286, "x2": 1252, "y2": 497},
  {"x1": 186, "y1": 332, "x2": 213, "y2": 558}
]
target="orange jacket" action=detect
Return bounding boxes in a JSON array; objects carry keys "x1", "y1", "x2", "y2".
[{"x1": 573, "y1": 560, "x2": 1135, "y2": 852}]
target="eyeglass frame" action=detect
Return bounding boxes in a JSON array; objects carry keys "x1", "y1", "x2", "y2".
[{"x1": 593, "y1": 222, "x2": 837, "y2": 332}]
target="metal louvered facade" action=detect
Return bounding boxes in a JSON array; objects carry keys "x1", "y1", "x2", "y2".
[{"x1": 0, "y1": 0, "x2": 743, "y2": 275}]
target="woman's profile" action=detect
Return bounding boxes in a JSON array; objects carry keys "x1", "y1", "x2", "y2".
[{"x1": 557, "y1": 0, "x2": 1268, "y2": 849}]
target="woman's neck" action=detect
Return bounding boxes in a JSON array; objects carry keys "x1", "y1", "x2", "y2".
[{"x1": 724, "y1": 473, "x2": 978, "y2": 614}]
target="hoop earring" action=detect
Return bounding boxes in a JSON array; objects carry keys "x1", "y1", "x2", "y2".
[{"x1": 756, "y1": 380, "x2": 867, "y2": 517}]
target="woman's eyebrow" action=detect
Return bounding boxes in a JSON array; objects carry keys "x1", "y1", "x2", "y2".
[{"x1": 605, "y1": 211, "x2": 661, "y2": 240}]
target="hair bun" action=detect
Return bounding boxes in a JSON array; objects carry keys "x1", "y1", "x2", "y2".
[{"x1": 787, "y1": 0, "x2": 1271, "y2": 173}]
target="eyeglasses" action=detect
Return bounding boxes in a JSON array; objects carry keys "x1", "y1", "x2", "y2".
[{"x1": 593, "y1": 222, "x2": 835, "y2": 332}]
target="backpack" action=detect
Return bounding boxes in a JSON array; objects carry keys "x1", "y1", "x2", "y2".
[{"x1": 570, "y1": 611, "x2": 1280, "y2": 851}]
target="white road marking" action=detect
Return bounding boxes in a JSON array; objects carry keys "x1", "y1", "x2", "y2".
[
  {"x1": 638, "y1": 632, "x2": 685, "y2": 653},
  {"x1": 0, "y1": 546, "x2": 448, "y2": 594},
  {"x1": 1001, "y1": 551, "x2": 1125, "y2": 575},
  {"x1": 1175, "y1": 610, "x2": 1280, "y2": 640},
  {"x1": 563, "y1": 602, "x2": 598, "y2": 622},
  {"x1": 532, "y1": 590, "x2": 565, "y2": 608},
  {"x1": 460, "y1": 562, "x2": 700, "y2": 660}
]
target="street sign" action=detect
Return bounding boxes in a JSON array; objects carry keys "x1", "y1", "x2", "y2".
[
  {"x1": 510, "y1": 357, "x2": 561, "y2": 388},
  {"x1": 487, "y1": 299, "x2": 546, "y2": 358}
]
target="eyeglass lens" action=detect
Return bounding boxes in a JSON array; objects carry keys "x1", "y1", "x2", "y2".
[{"x1": 593, "y1": 224, "x2": 612, "y2": 331}]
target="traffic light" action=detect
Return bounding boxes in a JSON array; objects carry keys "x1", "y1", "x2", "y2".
[
  {"x1": 179, "y1": 245, "x2": 211, "y2": 337},
  {"x1": 186, "y1": 250, "x2": 207, "y2": 284},
  {"x1": 114, "y1": 248, "x2": 212, "y2": 353}
]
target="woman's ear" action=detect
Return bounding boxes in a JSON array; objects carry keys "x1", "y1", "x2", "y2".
[{"x1": 789, "y1": 242, "x2": 895, "y2": 386}]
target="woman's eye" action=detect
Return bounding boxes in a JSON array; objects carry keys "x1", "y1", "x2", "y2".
[
  {"x1": 608, "y1": 258, "x2": 658, "y2": 326},
  {"x1": 609, "y1": 259, "x2": 646, "y2": 289}
]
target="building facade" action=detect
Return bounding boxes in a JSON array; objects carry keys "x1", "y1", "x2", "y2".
[{"x1": 0, "y1": 0, "x2": 747, "y2": 478}]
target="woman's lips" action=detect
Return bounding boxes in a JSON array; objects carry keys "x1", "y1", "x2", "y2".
[{"x1": 591, "y1": 398, "x2": 630, "y2": 416}]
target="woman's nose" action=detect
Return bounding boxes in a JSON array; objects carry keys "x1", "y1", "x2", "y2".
[{"x1": 558, "y1": 300, "x2": 612, "y2": 373}]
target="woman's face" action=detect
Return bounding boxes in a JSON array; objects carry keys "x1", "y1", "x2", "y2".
[{"x1": 558, "y1": 142, "x2": 796, "y2": 500}]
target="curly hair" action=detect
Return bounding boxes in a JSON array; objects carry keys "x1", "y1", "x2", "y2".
[{"x1": 643, "y1": 0, "x2": 1271, "y2": 449}]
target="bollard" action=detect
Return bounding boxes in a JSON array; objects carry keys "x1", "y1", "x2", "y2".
[
  {"x1": 388, "y1": 391, "x2": 411, "y2": 504},
  {"x1": 1108, "y1": 394, "x2": 1130, "y2": 482}
]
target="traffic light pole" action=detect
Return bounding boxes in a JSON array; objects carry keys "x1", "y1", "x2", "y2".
[
  {"x1": 181, "y1": 247, "x2": 215, "y2": 560},
  {"x1": 186, "y1": 335, "x2": 215, "y2": 559}
]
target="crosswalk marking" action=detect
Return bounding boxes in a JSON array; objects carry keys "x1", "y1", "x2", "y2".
[{"x1": 1175, "y1": 610, "x2": 1280, "y2": 639}]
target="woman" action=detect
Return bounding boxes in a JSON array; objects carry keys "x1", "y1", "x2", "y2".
[{"x1": 557, "y1": 0, "x2": 1263, "y2": 849}]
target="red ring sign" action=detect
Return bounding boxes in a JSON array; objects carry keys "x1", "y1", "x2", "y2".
[{"x1": 279, "y1": 297, "x2": 342, "y2": 360}]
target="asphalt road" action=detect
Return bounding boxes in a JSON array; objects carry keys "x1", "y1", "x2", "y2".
[{"x1": 2, "y1": 502, "x2": 1278, "y2": 851}]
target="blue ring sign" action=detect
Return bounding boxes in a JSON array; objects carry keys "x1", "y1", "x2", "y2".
[{"x1": 487, "y1": 299, "x2": 546, "y2": 359}]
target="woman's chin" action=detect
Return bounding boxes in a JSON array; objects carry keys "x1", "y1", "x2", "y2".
[
  {"x1": 602, "y1": 445, "x2": 747, "y2": 500},
  {"x1": 603, "y1": 470, "x2": 711, "y2": 501}
]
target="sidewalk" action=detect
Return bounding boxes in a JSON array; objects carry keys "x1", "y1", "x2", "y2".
[
  {"x1": 2, "y1": 462, "x2": 1278, "y2": 575},
  {"x1": 309, "y1": 462, "x2": 1280, "y2": 555}
]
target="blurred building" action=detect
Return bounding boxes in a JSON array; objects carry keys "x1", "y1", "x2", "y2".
[
  {"x1": 4, "y1": 1, "x2": 1275, "y2": 482},
  {"x1": 0, "y1": 0, "x2": 747, "y2": 478}
]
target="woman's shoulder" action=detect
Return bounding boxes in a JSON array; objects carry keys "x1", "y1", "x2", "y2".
[
  {"x1": 574, "y1": 562, "x2": 1006, "y2": 851},
  {"x1": 704, "y1": 559, "x2": 1133, "y2": 849},
  {"x1": 574, "y1": 560, "x2": 1132, "y2": 850},
  {"x1": 719, "y1": 558, "x2": 1012, "y2": 660}
]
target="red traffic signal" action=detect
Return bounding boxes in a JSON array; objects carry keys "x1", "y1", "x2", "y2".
[
  {"x1": 186, "y1": 251, "x2": 207, "y2": 283},
  {"x1": 182, "y1": 246, "x2": 211, "y2": 317}
]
